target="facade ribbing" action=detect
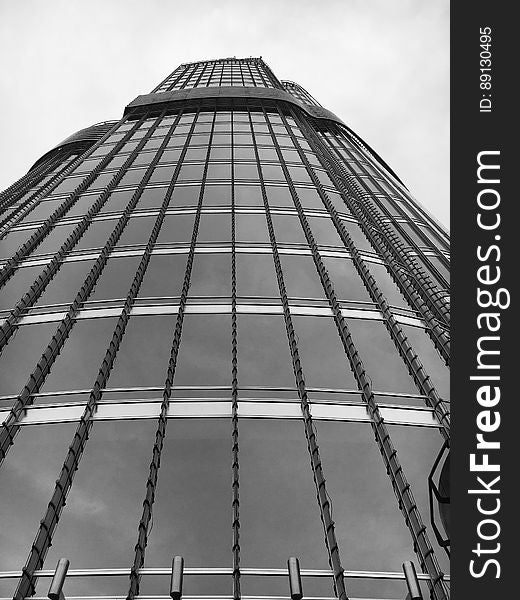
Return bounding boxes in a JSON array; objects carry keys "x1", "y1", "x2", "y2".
[{"x1": 0, "y1": 57, "x2": 450, "y2": 600}]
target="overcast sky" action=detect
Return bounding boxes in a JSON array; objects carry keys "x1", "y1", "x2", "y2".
[{"x1": 0, "y1": 0, "x2": 449, "y2": 227}]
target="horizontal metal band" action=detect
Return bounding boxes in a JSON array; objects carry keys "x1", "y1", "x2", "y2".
[
  {"x1": 0, "y1": 399, "x2": 439, "y2": 428},
  {"x1": 4, "y1": 303, "x2": 425, "y2": 328},
  {"x1": 124, "y1": 86, "x2": 347, "y2": 126}
]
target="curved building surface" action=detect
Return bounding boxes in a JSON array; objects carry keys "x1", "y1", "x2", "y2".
[{"x1": 0, "y1": 58, "x2": 450, "y2": 600}]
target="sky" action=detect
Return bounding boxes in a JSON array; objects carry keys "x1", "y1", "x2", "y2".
[{"x1": 0, "y1": 0, "x2": 449, "y2": 227}]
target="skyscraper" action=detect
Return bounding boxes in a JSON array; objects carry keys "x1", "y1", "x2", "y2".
[{"x1": 0, "y1": 57, "x2": 450, "y2": 600}]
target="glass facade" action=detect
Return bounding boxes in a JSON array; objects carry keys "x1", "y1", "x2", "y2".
[{"x1": 0, "y1": 58, "x2": 450, "y2": 600}]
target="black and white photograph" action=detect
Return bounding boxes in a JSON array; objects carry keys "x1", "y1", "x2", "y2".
[{"x1": 0, "y1": 2, "x2": 512, "y2": 599}]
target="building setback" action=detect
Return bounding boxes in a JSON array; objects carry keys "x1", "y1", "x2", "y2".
[{"x1": 0, "y1": 58, "x2": 450, "y2": 600}]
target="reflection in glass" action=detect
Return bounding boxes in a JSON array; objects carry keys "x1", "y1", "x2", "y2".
[
  {"x1": 138, "y1": 254, "x2": 187, "y2": 298},
  {"x1": 107, "y1": 315, "x2": 177, "y2": 387},
  {"x1": 174, "y1": 315, "x2": 230, "y2": 386},
  {"x1": 315, "y1": 421, "x2": 415, "y2": 572},
  {"x1": 0, "y1": 323, "x2": 57, "y2": 396},
  {"x1": 346, "y1": 319, "x2": 417, "y2": 395},
  {"x1": 240, "y1": 419, "x2": 329, "y2": 569},
  {"x1": 90, "y1": 256, "x2": 141, "y2": 301},
  {"x1": 189, "y1": 253, "x2": 230, "y2": 297},
  {"x1": 42, "y1": 421, "x2": 157, "y2": 583},
  {"x1": 291, "y1": 316, "x2": 357, "y2": 389},
  {"x1": 35, "y1": 259, "x2": 95, "y2": 307},
  {"x1": 323, "y1": 256, "x2": 371, "y2": 302},
  {"x1": 39, "y1": 317, "x2": 120, "y2": 395},
  {"x1": 236, "y1": 253, "x2": 278, "y2": 298},
  {"x1": 0, "y1": 423, "x2": 76, "y2": 575},
  {"x1": 144, "y1": 419, "x2": 230, "y2": 569},
  {"x1": 237, "y1": 315, "x2": 294, "y2": 388},
  {"x1": 279, "y1": 254, "x2": 325, "y2": 299}
]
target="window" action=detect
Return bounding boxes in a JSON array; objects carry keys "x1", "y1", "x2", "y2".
[
  {"x1": 237, "y1": 315, "x2": 294, "y2": 387},
  {"x1": 235, "y1": 253, "x2": 278, "y2": 298},
  {"x1": 280, "y1": 254, "x2": 325, "y2": 300},
  {"x1": 156, "y1": 214, "x2": 196, "y2": 245},
  {"x1": 90, "y1": 256, "x2": 142, "y2": 302},
  {"x1": 189, "y1": 253, "x2": 230, "y2": 297},
  {"x1": 35, "y1": 259, "x2": 96, "y2": 307},
  {"x1": 174, "y1": 315, "x2": 230, "y2": 386},
  {"x1": 39, "y1": 317, "x2": 120, "y2": 397},
  {"x1": 138, "y1": 254, "x2": 188, "y2": 298},
  {"x1": 322, "y1": 256, "x2": 371, "y2": 302},
  {"x1": 107, "y1": 315, "x2": 177, "y2": 387},
  {"x1": 235, "y1": 213, "x2": 269, "y2": 243},
  {"x1": 0, "y1": 323, "x2": 57, "y2": 396},
  {"x1": 272, "y1": 214, "x2": 307, "y2": 245},
  {"x1": 291, "y1": 316, "x2": 357, "y2": 389}
]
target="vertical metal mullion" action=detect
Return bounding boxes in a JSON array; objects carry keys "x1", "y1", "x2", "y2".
[
  {"x1": 0, "y1": 154, "x2": 57, "y2": 210},
  {"x1": 330, "y1": 129, "x2": 451, "y2": 271},
  {"x1": 247, "y1": 105, "x2": 347, "y2": 600},
  {"x1": 0, "y1": 112, "x2": 169, "y2": 465},
  {"x1": 0, "y1": 152, "x2": 64, "y2": 217},
  {"x1": 274, "y1": 110, "x2": 449, "y2": 600},
  {"x1": 12, "y1": 109, "x2": 187, "y2": 600},
  {"x1": 127, "y1": 105, "x2": 217, "y2": 600},
  {"x1": 0, "y1": 117, "x2": 134, "y2": 289},
  {"x1": 265, "y1": 109, "x2": 450, "y2": 595},
  {"x1": 230, "y1": 108, "x2": 241, "y2": 600},
  {"x1": 293, "y1": 110, "x2": 451, "y2": 331},
  {"x1": 0, "y1": 115, "x2": 156, "y2": 353},
  {"x1": 315, "y1": 126, "x2": 451, "y2": 327},
  {"x1": 274, "y1": 109, "x2": 450, "y2": 433},
  {"x1": 0, "y1": 151, "x2": 80, "y2": 232},
  {"x1": 349, "y1": 174, "x2": 450, "y2": 288}
]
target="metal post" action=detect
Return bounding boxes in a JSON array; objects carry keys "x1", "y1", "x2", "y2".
[
  {"x1": 403, "y1": 561, "x2": 423, "y2": 600},
  {"x1": 170, "y1": 555, "x2": 184, "y2": 600},
  {"x1": 288, "y1": 557, "x2": 303, "y2": 600},
  {"x1": 48, "y1": 558, "x2": 69, "y2": 600}
]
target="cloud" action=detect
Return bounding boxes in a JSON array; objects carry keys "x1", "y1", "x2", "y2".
[{"x1": 0, "y1": 0, "x2": 449, "y2": 226}]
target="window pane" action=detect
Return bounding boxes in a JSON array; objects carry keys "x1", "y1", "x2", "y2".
[
  {"x1": 90, "y1": 256, "x2": 141, "y2": 301},
  {"x1": 236, "y1": 213, "x2": 269, "y2": 243},
  {"x1": 174, "y1": 315, "x2": 230, "y2": 387},
  {"x1": 0, "y1": 423, "x2": 76, "y2": 580},
  {"x1": 156, "y1": 214, "x2": 196, "y2": 244},
  {"x1": 75, "y1": 220, "x2": 116, "y2": 251},
  {"x1": 169, "y1": 185, "x2": 201, "y2": 207},
  {"x1": 240, "y1": 419, "x2": 329, "y2": 571},
  {"x1": 237, "y1": 315, "x2": 294, "y2": 388},
  {"x1": 42, "y1": 421, "x2": 158, "y2": 583},
  {"x1": 234, "y1": 184, "x2": 263, "y2": 206},
  {"x1": 291, "y1": 316, "x2": 357, "y2": 389},
  {"x1": 342, "y1": 220, "x2": 374, "y2": 252},
  {"x1": 0, "y1": 323, "x2": 57, "y2": 397},
  {"x1": 39, "y1": 317, "x2": 120, "y2": 396},
  {"x1": 32, "y1": 224, "x2": 76, "y2": 257},
  {"x1": 307, "y1": 216, "x2": 343, "y2": 246},
  {"x1": 116, "y1": 215, "x2": 156, "y2": 246},
  {"x1": 323, "y1": 256, "x2": 371, "y2": 302},
  {"x1": 99, "y1": 190, "x2": 132, "y2": 214},
  {"x1": 138, "y1": 254, "x2": 187, "y2": 298},
  {"x1": 189, "y1": 253, "x2": 230, "y2": 297},
  {"x1": 107, "y1": 315, "x2": 177, "y2": 387},
  {"x1": 272, "y1": 214, "x2": 307, "y2": 244},
  {"x1": 196, "y1": 213, "x2": 230, "y2": 242},
  {"x1": 402, "y1": 325, "x2": 450, "y2": 400},
  {"x1": 315, "y1": 421, "x2": 416, "y2": 571},
  {"x1": 35, "y1": 259, "x2": 95, "y2": 307},
  {"x1": 346, "y1": 318, "x2": 417, "y2": 394},
  {"x1": 135, "y1": 187, "x2": 168, "y2": 210},
  {"x1": 0, "y1": 265, "x2": 45, "y2": 311},
  {"x1": 144, "y1": 419, "x2": 230, "y2": 573},
  {"x1": 236, "y1": 253, "x2": 278, "y2": 297},
  {"x1": 366, "y1": 262, "x2": 410, "y2": 308},
  {"x1": 389, "y1": 424, "x2": 450, "y2": 574},
  {"x1": 280, "y1": 254, "x2": 325, "y2": 299}
]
